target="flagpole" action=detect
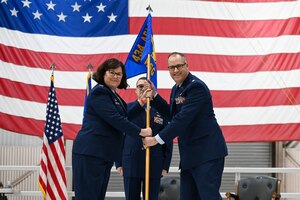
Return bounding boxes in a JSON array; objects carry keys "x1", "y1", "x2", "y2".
[
  {"x1": 145, "y1": 54, "x2": 151, "y2": 200},
  {"x1": 145, "y1": 5, "x2": 154, "y2": 200},
  {"x1": 86, "y1": 63, "x2": 93, "y2": 87},
  {"x1": 39, "y1": 63, "x2": 68, "y2": 200}
]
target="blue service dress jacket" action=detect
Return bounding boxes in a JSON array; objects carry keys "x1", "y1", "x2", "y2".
[
  {"x1": 72, "y1": 84, "x2": 141, "y2": 162},
  {"x1": 152, "y1": 73, "x2": 228, "y2": 170},
  {"x1": 116, "y1": 100, "x2": 173, "y2": 179}
]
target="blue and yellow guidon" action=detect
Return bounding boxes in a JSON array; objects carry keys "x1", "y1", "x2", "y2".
[{"x1": 125, "y1": 13, "x2": 157, "y2": 88}]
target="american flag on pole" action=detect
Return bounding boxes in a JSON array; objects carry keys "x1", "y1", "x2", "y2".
[
  {"x1": 83, "y1": 65, "x2": 93, "y2": 117},
  {"x1": 1, "y1": 0, "x2": 300, "y2": 142},
  {"x1": 38, "y1": 72, "x2": 67, "y2": 200}
]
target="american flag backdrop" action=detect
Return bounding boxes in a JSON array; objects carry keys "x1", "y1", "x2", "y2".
[
  {"x1": 38, "y1": 73, "x2": 67, "y2": 200},
  {"x1": 1, "y1": 0, "x2": 300, "y2": 142}
]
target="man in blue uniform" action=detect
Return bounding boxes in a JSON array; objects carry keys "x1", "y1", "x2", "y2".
[
  {"x1": 143, "y1": 52, "x2": 228, "y2": 200},
  {"x1": 116, "y1": 77, "x2": 173, "y2": 200}
]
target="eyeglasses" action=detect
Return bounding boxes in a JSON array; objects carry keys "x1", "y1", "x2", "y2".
[
  {"x1": 168, "y1": 63, "x2": 186, "y2": 71},
  {"x1": 136, "y1": 84, "x2": 144, "y2": 89},
  {"x1": 108, "y1": 70, "x2": 123, "y2": 78}
]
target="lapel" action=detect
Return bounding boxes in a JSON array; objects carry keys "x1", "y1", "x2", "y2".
[
  {"x1": 170, "y1": 73, "x2": 193, "y2": 114},
  {"x1": 170, "y1": 86, "x2": 177, "y2": 114},
  {"x1": 109, "y1": 88, "x2": 127, "y2": 114}
]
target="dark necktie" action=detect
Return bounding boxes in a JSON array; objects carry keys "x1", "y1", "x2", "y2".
[{"x1": 175, "y1": 85, "x2": 181, "y2": 96}]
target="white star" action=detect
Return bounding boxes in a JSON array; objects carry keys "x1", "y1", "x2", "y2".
[
  {"x1": 10, "y1": 8, "x2": 19, "y2": 17},
  {"x1": 71, "y1": 2, "x2": 81, "y2": 12},
  {"x1": 96, "y1": 3, "x2": 106, "y2": 12},
  {"x1": 1, "y1": 0, "x2": 8, "y2": 4},
  {"x1": 32, "y1": 10, "x2": 42, "y2": 20},
  {"x1": 82, "y1": 13, "x2": 92, "y2": 23},
  {"x1": 107, "y1": 13, "x2": 117, "y2": 23},
  {"x1": 57, "y1": 12, "x2": 67, "y2": 22},
  {"x1": 46, "y1": 1, "x2": 56, "y2": 10},
  {"x1": 21, "y1": 0, "x2": 31, "y2": 8}
]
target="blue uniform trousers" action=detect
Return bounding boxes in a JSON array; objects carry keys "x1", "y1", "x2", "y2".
[
  {"x1": 72, "y1": 153, "x2": 113, "y2": 200},
  {"x1": 123, "y1": 177, "x2": 161, "y2": 200},
  {"x1": 180, "y1": 158, "x2": 224, "y2": 200}
]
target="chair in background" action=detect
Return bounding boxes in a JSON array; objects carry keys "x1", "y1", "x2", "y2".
[
  {"x1": 158, "y1": 176, "x2": 180, "y2": 200},
  {"x1": 226, "y1": 176, "x2": 281, "y2": 200}
]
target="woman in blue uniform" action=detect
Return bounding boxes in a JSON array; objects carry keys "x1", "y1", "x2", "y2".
[{"x1": 72, "y1": 58, "x2": 152, "y2": 200}]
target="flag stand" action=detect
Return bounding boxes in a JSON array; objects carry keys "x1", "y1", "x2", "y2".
[{"x1": 145, "y1": 54, "x2": 151, "y2": 200}]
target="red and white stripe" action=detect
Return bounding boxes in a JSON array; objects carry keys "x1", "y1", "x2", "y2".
[
  {"x1": 1, "y1": 0, "x2": 300, "y2": 142},
  {"x1": 38, "y1": 135, "x2": 67, "y2": 200}
]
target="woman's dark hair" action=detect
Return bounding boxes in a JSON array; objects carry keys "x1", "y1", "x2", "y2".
[{"x1": 92, "y1": 58, "x2": 128, "y2": 89}]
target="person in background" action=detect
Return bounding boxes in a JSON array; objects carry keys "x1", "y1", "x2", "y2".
[
  {"x1": 143, "y1": 52, "x2": 228, "y2": 200},
  {"x1": 72, "y1": 58, "x2": 152, "y2": 200},
  {"x1": 116, "y1": 77, "x2": 173, "y2": 200}
]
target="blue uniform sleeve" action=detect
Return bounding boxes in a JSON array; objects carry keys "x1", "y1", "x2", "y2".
[
  {"x1": 89, "y1": 85, "x2": 141, "y2": 136},
  {"x1": 152, "y1": 94, "x2": 172, "y2": 121},
  {"x1": 127, "y1": 100, "x2": 144, "y2": 119},
  {"x1": 157, "y1": 82, "x2": 209, "y2": 143},
  {"x1": 162, "y1": 140, "x2": 173, "y2": 172}
]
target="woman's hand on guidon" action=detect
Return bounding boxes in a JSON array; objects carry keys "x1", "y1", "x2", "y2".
[{"x1": 139, "y1": 127, "x2": 152, "y2": 137}]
